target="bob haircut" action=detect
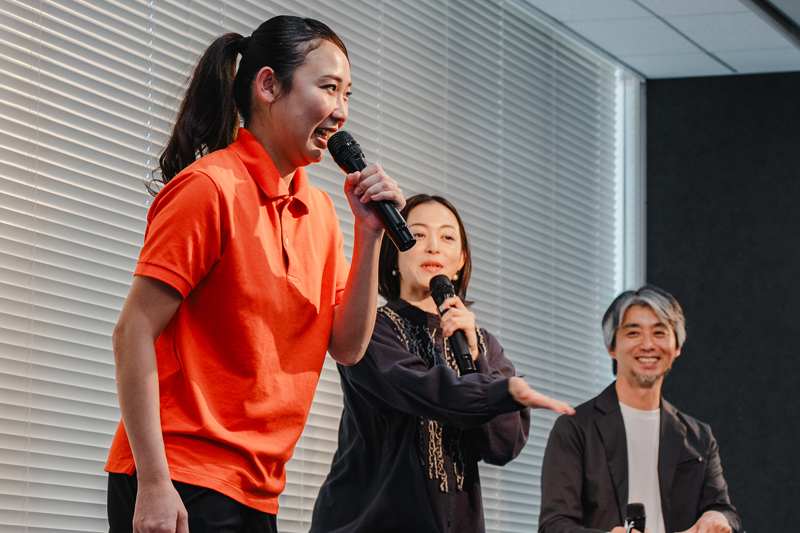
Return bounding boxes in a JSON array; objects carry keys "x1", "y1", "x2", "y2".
[
  {"x1": 378, "y1": 194, "x2": 472, "y2": 302},
  {"x1": 602, "y1": 285, "x2": 686, "y2": 375}
]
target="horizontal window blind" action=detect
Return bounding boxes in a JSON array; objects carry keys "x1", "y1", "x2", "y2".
[
  {"x1": 0, "y1": 0, "x2": 640, "y2": 531},
  {"x1": 0, "y1": 0, "x2": 228, "y2": 529}
]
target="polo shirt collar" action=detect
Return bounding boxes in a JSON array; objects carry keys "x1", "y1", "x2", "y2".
[{"x1": 229, "y1": 128, "x2": 311, "y2": 211}]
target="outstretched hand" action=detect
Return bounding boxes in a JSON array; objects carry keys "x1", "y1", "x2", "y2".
[
  {"x1": 611, "y1": 527, "x2": 650, "y2": 533},
  {"x1": 344, "y1": 162, "x2": 405, "y2": 233},
  {"x1": 508, "y1": 377, "x2": 575, "y2": 415}
]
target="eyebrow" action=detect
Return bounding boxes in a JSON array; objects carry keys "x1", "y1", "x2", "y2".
[
  {"x1": 620, "y1": 322, "x2": 668, "y2": 330},
  {"x1": 321, "y1": 74, "x2": 352, "y2": 87},
  {"x1": 408, "y1": 223, "x2": 457, "y2": 230}
]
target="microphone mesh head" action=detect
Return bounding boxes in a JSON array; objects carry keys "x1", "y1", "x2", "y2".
[
  {"x1": 327, "y1": 130, "x2": 362, "y2": 162},
  {"x1": 429, "y1": 275, "x2": 454, "y2": 308},
  {"x1": 626, "y1": 503, "x2": 646, "y2": 519}
]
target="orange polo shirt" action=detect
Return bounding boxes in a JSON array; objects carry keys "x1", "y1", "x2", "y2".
[{"x1": 105, "y1": 129, "x2": 350, "y2": 513}]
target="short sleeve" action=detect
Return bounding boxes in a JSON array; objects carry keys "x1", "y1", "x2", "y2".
[{"x1": 135, "y1": 172, "x2": 222, "y2": 298}]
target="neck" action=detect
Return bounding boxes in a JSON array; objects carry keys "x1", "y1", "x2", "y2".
[
  {"x1": 399, "y1": 286, "x2": 439, "y2": 314},
  {"x1": 615, "y1": 376, "x2": 662, "y2": 410},
  {"x1": 246, "y1": 121, "x2": 297, "y2": 187}
]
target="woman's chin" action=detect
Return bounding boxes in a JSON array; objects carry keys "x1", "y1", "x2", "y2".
[{"x1": 299, "y1": 145, "x2": 325, "y2": 165}]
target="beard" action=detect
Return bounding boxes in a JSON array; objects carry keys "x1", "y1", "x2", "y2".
[{"x1": 632, "y1": 365, "x2": 672, "y2": 386}]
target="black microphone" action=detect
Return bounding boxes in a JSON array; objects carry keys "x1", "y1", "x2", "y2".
[
  {"x1": 626, "y1": 503, "x2": 646, "y2": 533},
  {"x1": 327, "y1": 131, "x2": 415, "y2": 252},
  {"x1": 429, "y1": 275, "x2": 478, "y2": 376}
]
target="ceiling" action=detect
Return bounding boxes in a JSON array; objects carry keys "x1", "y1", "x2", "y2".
[{"x1": 522, "y1": 0, "x2": 800, "y2": 78}]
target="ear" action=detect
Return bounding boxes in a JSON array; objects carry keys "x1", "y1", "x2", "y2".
[
  {"x1": 457, "y1": 250, "x2": 466, "y2": 272},
  {"x1": 607, "y1": 345, "x2": 617, "y2": 361},
  {"x1": 673, "y1": 345, "x2": 682, "y2": 360},
  {"x1": 254, "y1": 66, "x2": 280, "y2": 104}
]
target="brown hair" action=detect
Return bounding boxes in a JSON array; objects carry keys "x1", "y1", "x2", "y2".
[
  {"x1": 151, "y1": 16, "x2": 348, "y2": 194},
  {"x1": 378, "y1": 194, "x2": 472, "y2": 302}
]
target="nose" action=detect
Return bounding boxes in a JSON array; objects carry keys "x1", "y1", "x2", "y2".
[
  {"x1": 424, "y1": 237, "x2": 440, "y2": 253},
  {"x1": 332, "y1": 95, "x2": 348, "y2": 126},
  {"x1": 640, "y1": 332, "x2": 655, "y2": 349}
]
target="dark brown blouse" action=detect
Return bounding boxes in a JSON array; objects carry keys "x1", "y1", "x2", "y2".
[{"x1": 311, "y1": 299, "x2": 530, "y2": 533}]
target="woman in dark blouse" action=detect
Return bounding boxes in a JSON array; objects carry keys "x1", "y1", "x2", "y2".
[{"x1": 310, "y1": 194, "x2": 574, "y2": 533}]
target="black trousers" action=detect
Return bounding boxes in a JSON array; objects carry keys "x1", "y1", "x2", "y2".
[{"x1": 107, "y1": 473, "x2": 278, "y2": 533}]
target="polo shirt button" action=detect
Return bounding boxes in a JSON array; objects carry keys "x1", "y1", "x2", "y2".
[{"x1": 285, "y1": 237, "x2": 289, "y2": 246}]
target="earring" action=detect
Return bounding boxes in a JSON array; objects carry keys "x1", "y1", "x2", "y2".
[
  {"x1": 452, "y1": 273, "x2": 459, "y2": 281},
  {"x1": 392, "y1": 269, "x2": 398, "y2": 277}
]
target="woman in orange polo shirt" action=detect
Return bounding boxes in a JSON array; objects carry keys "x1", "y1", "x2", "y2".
[{"x1": 105, "y1": 16, "x2": 404, "y2": 532}]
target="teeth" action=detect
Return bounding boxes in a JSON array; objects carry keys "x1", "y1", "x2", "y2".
[{"x1": 638, "y1": 357, "x2": 657, "y2": 363}]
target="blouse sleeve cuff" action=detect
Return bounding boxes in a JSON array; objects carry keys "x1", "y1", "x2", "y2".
[{"x1": 487, "y1": 377, "x2": 523, "y2": 412}]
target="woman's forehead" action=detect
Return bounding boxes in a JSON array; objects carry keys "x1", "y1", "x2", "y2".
[
  {"x1": 407, "y1": 202, "x2": 459, "y2": 226},
  {"x1": 298, "y1": 40, "x2": 351, "y2": 81}
]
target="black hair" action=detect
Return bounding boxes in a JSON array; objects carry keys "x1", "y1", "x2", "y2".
[
  {"x1": 378, "y1": 194, "x2": 472, "y2": 302},
  {"x1": 152, "y1": 16, "x2": 348, "y2": 193}
]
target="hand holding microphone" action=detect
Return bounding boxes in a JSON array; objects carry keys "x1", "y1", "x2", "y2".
[
  {"x1": 429, "y1": 275, "x2": 478, "y2": 376},
  {"x1": 610, "y1": 503, "x2": 647, "y2": 533},
  {"x1": 428, "y1": 274, "x2": 576, "y2": 416},
  {"x1": 328, "y1": 131, "x2": 415, "y2": 251}
]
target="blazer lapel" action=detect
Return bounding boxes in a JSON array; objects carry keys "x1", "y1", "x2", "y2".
[
  {"x1": 594, "y1": 384, "x2": 628, "y2": 525},
  {"x1": 658, "y1": 397, "x2": 686, "y2": 533}
]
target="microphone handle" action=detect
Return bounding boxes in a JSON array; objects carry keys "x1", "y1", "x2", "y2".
[
  {"x1": 449, "y1": 330, "x2": 478, "y2": 376},
  {"x1": 337, "y1": 154, "x2": 416, "y2": 252}
]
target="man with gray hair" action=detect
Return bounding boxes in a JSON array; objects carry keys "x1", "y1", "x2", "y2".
[{"x1": 539, "y1": 286, "x2": 740, "y2": 533}]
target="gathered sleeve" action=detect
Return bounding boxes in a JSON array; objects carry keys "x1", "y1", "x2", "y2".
[
  {"x1": 340, "y1": 312, "x2": 523, "y2": 430},
  {"x1": 469, "y1": 329, "x2": 531, "y2": 465}
]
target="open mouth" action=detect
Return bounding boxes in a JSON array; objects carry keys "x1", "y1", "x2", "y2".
[
  {"x1": 635, "y1": 356, "x2": 660, "y2": 368},
  {"x1": 313, "y1": 127, "x2": 336, "y2": 146},
  {"x1": 421, "y1": 261, "x2": 443, "y2": 273}
]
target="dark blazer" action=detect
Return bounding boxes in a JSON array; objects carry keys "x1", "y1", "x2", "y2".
[{"x1": 539, "y1": 383, "x2": 741, "y2": 533}]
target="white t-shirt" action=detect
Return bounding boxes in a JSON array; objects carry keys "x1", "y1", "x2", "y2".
[{"x1": 619, "y1": 403, "x2": 666, "y2": 533}]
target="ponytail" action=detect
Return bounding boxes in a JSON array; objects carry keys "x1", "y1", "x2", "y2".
[
  {"x1": 154, "y1": 33, "x2": 245, "y2": 189},
  {"x1": 151, "y1": 16, "x2": 348, "y2": 195}
]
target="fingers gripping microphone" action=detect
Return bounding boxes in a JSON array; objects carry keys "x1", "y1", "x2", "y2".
[
  {"x1": 626, "y1": 503, "x2": 646, "y2": 533},
  {"x1": 429, "y1": 275, "x2": 478, "y2": 376},
  {"x1": 327, "y1": 131, "x2": 416, "y2": 252}
]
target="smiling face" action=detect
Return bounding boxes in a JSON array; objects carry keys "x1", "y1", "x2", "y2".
[
  {"x1": 397, "y1": 201, "x2": 466, "y2": 303},
  {"x1": 610, "y1": 304, "x2": 682, "y2": 389},
  {"x1": 253, "y1": 39, "x2": 351, "y2": 176}
]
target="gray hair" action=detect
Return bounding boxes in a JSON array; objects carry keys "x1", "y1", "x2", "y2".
[{"x1": 602, "y1": 285, "x2": 686, "y2": 351}]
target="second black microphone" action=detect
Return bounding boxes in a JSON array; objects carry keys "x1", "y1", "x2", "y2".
[
  {"x1": 626, "y1": 503, "x2": 646, "y2": 533},
  {"x1": 430, "y1": 274, "x2": 478, "y2": 376},
  {"x1": 327, "y1": 131, "x2": 416, "y2": 252}
]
